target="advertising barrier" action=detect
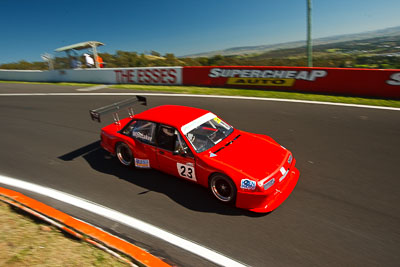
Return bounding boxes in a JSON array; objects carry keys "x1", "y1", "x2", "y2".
[
  {"x1": 0, "y1": 66, "x2": 399, "y2": 98},
  {"x1": 113, "y1": 68, "x2": 181, "y2": 84},
  {"x1": 0, "y1": 67, "x2": 183, "y2": 85},
  {"x1": 183, "y1": 66, "x2": 400, "y2": 98}
]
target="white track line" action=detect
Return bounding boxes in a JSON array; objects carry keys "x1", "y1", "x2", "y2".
[
  {"x1": 0, "y1": 174, "x2": 247, "y2": 267},
  {"x1": 0, "y1": 92, "x2": 399, "y2": 111},
  {"x1": 77, "y1": 85, "x2": 109, "y2": 91}
]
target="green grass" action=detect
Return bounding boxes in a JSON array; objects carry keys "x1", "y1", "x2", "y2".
[
  {"x1": 112, "y1": 84, "x2": 400, "y2": 108},
  {"x1": 0, "y1": 201, "x2": 129, "y2": 266},
  {"x1": 1, "y1": 80, "x2": 399, "y2": 108},
  {"x1": 0, "y1": 80, "x2": 95, "y2": 87}
]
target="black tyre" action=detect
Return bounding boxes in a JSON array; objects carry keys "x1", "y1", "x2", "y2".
[
  {"x1": 116, "y1": 143, "x2": 134, "y2": 167},
  {"x1": 209, "y1": 174, "x2": 237, "y2": 203}
]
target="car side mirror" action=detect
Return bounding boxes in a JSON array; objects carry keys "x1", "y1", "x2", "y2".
[{"x1": 173, "y1": 149, "x2": 187, "y2": 157}]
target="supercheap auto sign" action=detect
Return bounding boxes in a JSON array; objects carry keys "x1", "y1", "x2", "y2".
[
  {"x1": 182, "y1": 66, "x2": 400, "y2": 98},
  {"x1": 183, "y1": 66, "x2": 329, "y2": 89},
  {"x1": 209, "y1": 68, "x2": 327, "y2": 87}
]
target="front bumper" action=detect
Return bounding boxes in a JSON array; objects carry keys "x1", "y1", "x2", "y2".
[{"x1": 235, "y1": 166, "x2": 300, "y2": 213}]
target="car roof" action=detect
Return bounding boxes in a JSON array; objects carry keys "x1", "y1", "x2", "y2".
[{"x1": 133, "y1": 105, "x2": 210, "y2": 130}]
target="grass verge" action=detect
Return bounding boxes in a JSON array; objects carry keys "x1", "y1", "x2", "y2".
[
  {"x1": 112, "y1": 84, "x2": 400, "y2": 108},
  {"x1": 1, "y1": 80, "x2": 399, "y2": 108},
  {"x1": 0, "y1": 201, "x2": 129, "y2": 267},
  {"x1": 0, "y1": 80, "x2": 96, "y2": 87}
]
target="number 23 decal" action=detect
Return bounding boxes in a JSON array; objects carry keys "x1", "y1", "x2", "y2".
[{"x1": 177, "y1": 163, "x2": 197, "y2": 181}]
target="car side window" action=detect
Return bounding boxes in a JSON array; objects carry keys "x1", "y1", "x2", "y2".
[
  {"x1": 131, "y1": 120, "x2": 156, "y2": 144},
  {"x1": 121, "y1": 120, "x2": 136, "y2": 135},
  {"x1": 156, "y1": 125, "x2": 176, "y2": 151},
  {"x1": 175, "y1": 132, "x2": 194, "y2": 158}
]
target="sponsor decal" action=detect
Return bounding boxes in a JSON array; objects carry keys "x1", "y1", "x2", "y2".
[
  {"x1": 209, "y1": 152, "x2": 217, "y2": 158},
  {"x1": 227, "y1": 77, "x2": 295, "y2": 87},
  {"x1": 213, "y1": 117, "x2": 222, "y2": 124},
  {"x1": 114, "y1": 68, "x2": 180, "y2": 84},
  {"x1": 240, "y1": 179, "x2": 256, "y2": 190},
  {"x1": 386, "y1": 73, "x2": 400, "y2": 85},
  {"x1": 132, "y1": 132, "x2": 152, "y2": 142},
  {"x1": 177, "y1": 163, "x2": 197, "y2": 181},
  {"x1": 135, "y1": 158, "x2": 150, "y2": 168},
  {"x1": 209, "y1": 68, "x2": 327, "y2": 87}
]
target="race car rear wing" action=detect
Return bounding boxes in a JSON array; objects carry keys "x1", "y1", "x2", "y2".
[{"x1": 89, "y1": 96, "x2": 147, "y2": 124}]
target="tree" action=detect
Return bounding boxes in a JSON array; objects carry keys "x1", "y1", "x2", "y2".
[{"x1": 151, "y1": 51, "x2": 161, "y2": 57}]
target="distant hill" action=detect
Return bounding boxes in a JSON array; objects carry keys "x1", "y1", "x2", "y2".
[
  {"x1": 2, "y1": 26, "x2": 399, "y2": 70},
  {"x1": 184, "y1": 26, "x2": 400, "y2": 58}
]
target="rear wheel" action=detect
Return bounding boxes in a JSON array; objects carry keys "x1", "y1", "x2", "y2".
[
  {"x1": 116, "y1": 143, "x2": 134, "y2": 167},
  {"x1": 209, "y1": 174, "x2": 237, "y2": 204}
]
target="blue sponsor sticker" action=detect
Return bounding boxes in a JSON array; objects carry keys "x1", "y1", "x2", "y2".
[
  {"x1": 240, "y1": 179, "x2": 256, "y2": 190},
  {"x1": 134, "y1": 158, "x2": 150, "y2": 168}
]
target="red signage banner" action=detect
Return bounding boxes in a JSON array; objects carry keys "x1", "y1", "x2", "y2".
[{"x1": 182, "y1": 66, "x2": 400, "y2": 98}]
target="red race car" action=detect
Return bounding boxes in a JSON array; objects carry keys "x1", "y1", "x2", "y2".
[{"x1": 90, "y1": 97, "x2": 299, "y2": 213}]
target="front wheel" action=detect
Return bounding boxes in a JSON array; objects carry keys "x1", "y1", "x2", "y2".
[
  {"x1": 209, "y1": 174, "x2": 236, "y2": 204},
  {"x1": 116, "y1": 142, "x2": 134, "y2": 167}
]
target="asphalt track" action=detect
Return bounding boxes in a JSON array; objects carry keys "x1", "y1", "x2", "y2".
[{"x1": 0, "y1": 83, "x2": 399, "y2": 266}]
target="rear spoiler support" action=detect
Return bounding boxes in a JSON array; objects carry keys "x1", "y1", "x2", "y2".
[{"x1": 89, "y1": 96, "x2": 147, "y2": 124}]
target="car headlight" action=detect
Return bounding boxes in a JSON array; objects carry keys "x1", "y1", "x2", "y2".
[
  {"x1": 288, "y1": 154, "x2": 293, "y2": 164},
  {"x1": 263, "y1": 178, "x2": 275, "y2": 190}
]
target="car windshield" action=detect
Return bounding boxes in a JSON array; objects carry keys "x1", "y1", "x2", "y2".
[{"x1": 185, "y1": 116, "x2": 234, "y2": 153}]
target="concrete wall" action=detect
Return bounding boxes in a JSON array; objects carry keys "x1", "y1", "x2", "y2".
[
  {"x1": 0, "y1": 67, "x2": 183, "y2": 85},
  {"x1": 0, "y1": 69, "x2": 54, "y2": 82}
]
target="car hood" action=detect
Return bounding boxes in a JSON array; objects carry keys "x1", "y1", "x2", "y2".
[{"x1": 205, "y1": 131, "x2": 289, "y2": 180}]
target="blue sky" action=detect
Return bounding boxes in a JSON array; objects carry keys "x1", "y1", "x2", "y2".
[{"x1": 0, "y1": 0, "x2": 399, "y2": 64}]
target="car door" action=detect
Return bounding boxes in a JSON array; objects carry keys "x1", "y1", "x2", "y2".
[
  {"x1": 121, "y1": 120, "x2": 158, "y2": 169},
  {"x1": 155, "y1": 124, "x2": 197, "y2": 182}
]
